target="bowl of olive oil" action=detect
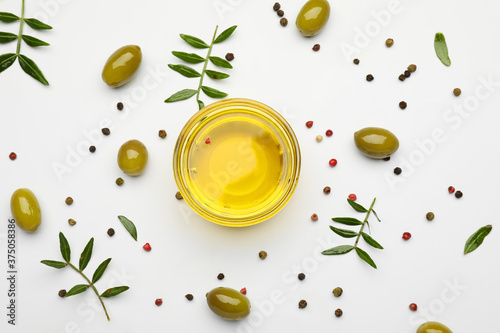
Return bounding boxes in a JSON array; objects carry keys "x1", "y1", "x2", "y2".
[{"x1": 173, "y1": 98, "x2": 301, "y2": 227}]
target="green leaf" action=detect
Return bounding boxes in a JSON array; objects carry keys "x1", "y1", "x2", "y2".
[
  {"x1": 164, "y1": 89, "x2": 197, "y2": 103},
  {"x1": 214, "y1": 25, "x2": 237, "y2": 44},
  {"x1": 209, "y1": 56, "x2": 233, "y2": 69},
  {"x1": 18, "y1": 54, "x2": 49, "y2": 85},
  {"x1": 355, "y1": 247, "x2": 377, "y2": 269},
  {"x1": 40, "y1": 260, "x2": 67, "y2": 269},
  {"x1": 92, "y1": 258, "x2": 111, "y2": 284},
  {"x1": 79, "y1": 238, "x2": 94, "y2": 272},
  {"x1": 205, "y1": 70, "x2": 230, "y2": 80},
  {"x1": 332, "y1": 217, "x2": 363, "y2": 226},
  {"x1": 322, "y1": 245, "x2": 354, "y2": 255},
  {"x1": 0, "y1": 53, "x2": 17, "y2": 73},
  {"x1": 347, "y1": 199, "x2": 367, "y2": 212},
  {"x1": 66, "y1": 284, "x2": 89, "y2": 297},
  {"x1": 372, "y1": 209, "x2": 381, "y2": 222},
  {"x1": 434, "y1": 32, "x2": 451, "y2": 66},
  {"x1": 24, "y1": 18, "x2": 52, "y2": 30},
  {"x1": 329, "y1": 225, "x2": 358, "y2": 238},
  {"x1": 179, "y1": 34, "x2": 209, "y2": 49},
  {"x1": 0, "y1": 12, "x2": 20, "y2": 23},
  {"x1": 201, "y1": 86, "x2": 228, "y2": 99},
  {"x1": 101, "y1": 286, "x2": 129, "y2": 298},
  {"x1": 22, "y1": 34, "x2": 49, "y2": 47},
  {"x1": 197, "y1": 100, "x2": 205, "y2": 110},
  {"x1": 464, "y1": 225, "x2": 492, "y2": 255},
  {"x1": 168, "y1": 64, "x2": 201, "y2": 78},
  {"x1": 0, "y1": 32, "x2": 18, "y2": 43},
  {"x1": 361, "y1": 232, "x2": 384, "y2": 249},
  {"x1": 59, "y1": 232, "x2": 71, "y2": 263},
  {"x1": 171, "y1": 51, "x2": 204, "y2": 64},
  {"x1": 117, "y1": 215, "x2": 138, "y2": 241}
]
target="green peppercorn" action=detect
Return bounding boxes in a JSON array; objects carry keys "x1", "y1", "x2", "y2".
[
  {"x1": 407, "y1": 64, "x2": 417, "y2": 72},
  {"x1": 259, "y1": 251, "x2": 268, "y2": 260},
  {"x1": 65, "y1": 197, "x2": 73, "y2": 205},
  {"x1": 426, "y1": 212, "x2": 435, "y2": 221},
  {"x1": 68, "y1": 218, "x2": 76, "y2": 226},
  {"x1": 385, "y1": 38, "x2": 394, "y2": 47},
  {"x1": 453, "y1": 88, "x2": 461, "y2": 96},
  {"x1": 116, "y1": 177, "x2": 124, "y2": 186},
  {"x1": 333, "y1": 287, "x2": 343, "y2": 297},
  {"x1": 175, "y1": 191, "x2": 183, "y2": 200}
]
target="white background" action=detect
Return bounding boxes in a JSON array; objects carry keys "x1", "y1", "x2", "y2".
[{"x1": 1, "y1": 0, "x2": 500, "y2": 332}]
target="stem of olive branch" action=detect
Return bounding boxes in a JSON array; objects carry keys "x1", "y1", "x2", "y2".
[
  {"x1": 195, "y1": 25, "x2": 218, "y2": 107},
  {"x1": 16, "y1": 0, "x2": 25, "y2": 55},
  {"x1": 353, "y1": 197, "x2": 376, "y2": 248},
  {"x1": 68, "y1": 263, "x2": 110, "y2": 321}
]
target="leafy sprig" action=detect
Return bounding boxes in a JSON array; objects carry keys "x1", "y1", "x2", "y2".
[
  {"x1": 434, "y1": 32, "x2": 451, "y2": 66},
  {"x1": 322, "y1": 198, "x2": 383, "y2": 269},
  {"x1": 464, "y1": 224, "x2": 492, "y2": 255},
  {"x1": 41, "y1": 232, "x2": 129, "y2": 321},
  {"x1": 0, "y1": 0, "x2": 51, "y2": 85},
  {"x1": 165, "y1": 25, "x2": 236, "y2": 110}
]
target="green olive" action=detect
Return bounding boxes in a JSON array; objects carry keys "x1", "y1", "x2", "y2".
[
  {"x1": 10, "y1": 188, "x2": 42, "y2": 232},
  {"x1": 117, "y1": 139, "x2": 148, "y2": 176},
  {"x1": 296, "y1": 0, "x2": 331, "y2": 37},
  {"x1": 102, "y1": 45, "x2": 142, "y2": 87},
  {"x1": 417, "y1": 321, "x2": 452, "y2": 333},
  {"x1": 206, "y1": 287, "x2": 251, "y2": 320},
  {"x1": 354, "y1": 127, "x2": 399, "y2": 159}
]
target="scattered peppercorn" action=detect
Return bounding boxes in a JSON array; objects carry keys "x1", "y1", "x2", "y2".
[
  {"x1": 316, "y1": 135, "x2": 323, "y2": 142},
  {"x1": 280, "y1": 18, "x2": 288, "y2": 27},
  {"x1": 159, "y1": 129, "x2": 167, "y2": 139},
  {"x1": 107, "y1": 228, "x2": 115, "y2": 237},
  {"x1": 325, "y1": 129, "x2": 333, "y2": 137},
  {"x1": 240, "y1": 287, "x2": 247, "y2": 295},
  {"x1": 348, "y1": 194, "x2": 357, "y2": 201},
  {"x1": 404, "y1": 70, "x2": 411, "y2": 78},
  {"x1": 311, "y1": 213, "x2": 318, "y2": 222},
  {"x1": 89, "y1": 146, "x2": 96, "y2": 153},
  {"x1": 58, "y1": 289, "x2": 67, "y2": 297},
  {"x1": 399, "y1": 101, "x2": 407, "y2": 110},
  {"x1": 353, "y1": 58, "x2": 360, "y2": 65},
  {"x1": 385, "y1": 38, "x2": 394, "y2": 47},
  {"x1": 273, "y1": 2, "x2": 280, "y2": 11},
  {"x1": 394, "y1": 167, "x2": 402, "y2": 175},
  {"x1": 298, "y1": 300, "x2": 307, "y2": 309},
  {"x1": 155, "y1": 298, "x2": 163, "y2": 306},
  {"x1": 383, "y1": 156, "x2": 391, "y2": 161},
  {"x1": 116, "y1": 177, "x2": 124, "y2": 186},
  {"x1": 335, "y1": 308, "x2": 343, "y2": 317},
  {"x1": 407, "y1": 64, "x2": 417, "y2": 72},
  {"x1": 217, "y1": 273, "x2": 225, "y2": 280},
  {"x1": 402, "y1": 232, "x2": 411, "y2": 240},
  {"x1": 65, "y1": 197, "x2": 73, "y2": 205},
  {"x1": 205, "y1": 138, "x2": 211, "y2": 144},
  {"x1": 298, "y1": 273, "x2": 306, "y2": 281},
  {"x1": 143, "y1": 243, "x2": 152, "y2": 251},
  {"x1": 426, "y1": 212, "x2": 435, "y2": 221},
  {"x1": 329, "y1": 159, "x2": 337, "y2": 167},
  {"x1": 277, "y1": 9, "x2": 284, "y2": 17},
  {"x1": 332, "y1": 287, "x2": 343, "y2": 297},
  {"x1": 9, "y1": 152, "x2": 17, "y2": 160},
  {"x1": 323, "y1": 186, "x2": 331, "y2": 194},
  {"x1": 455, "y1": 190, "x2": 463, "y2": 199},
  {"x1": 306, "y1": 121, "x2": 313, "y2": 128},
  {"x1": 409, "y1": 303, "x2": 418, "y2": 311},
  {"x1": 225, "y1": 53, "x2": 234, "y2": 61},
  {"x1": 68, "y1": 218, "x2": 76, "y2": 226},
  {"x1": 312, "y1": 44, "x2": 320, "y2": 51},
  {"x1": 117, "y1": 102, "x2": 124, "y2": 111},
  {"x1": 453, "y1": 88, "x2": 461, "y2": 96},
  {"x1": 101, "y1": 128, "x2": 110, "y2": 136},
  {"x1": 448, "y1": 186, "x2": 455, "y2": 194},
  {"x1": 366, "y1": 74, "x2": 374, "y2": 82},
  {"x1": 185, "y1": 294, "x2": 194, "y2": 301},
  {"x1": 175, "y1": 191, "x2": 183, "y2": 200},
  {"x1": 259, "y1": 251, "x2": 268, "y2": 260},
  {"x1": 398, "y1": 74, "x2": 406, "y2": 81}
]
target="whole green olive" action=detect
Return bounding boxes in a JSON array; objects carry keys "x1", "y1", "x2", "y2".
[
  {"x1": 354, "y1": 127, "x2": 399, "y2": 159},
  {"x1": 296, "y1": 0, "x2": 331, "y2": 37},
  {"x1": 117, "y1": 139, "x2": 148, "y2": 176},
  {"x1": 102, "y1": 45, "x2": 142, "y2": 87},
  {"x1": 206, "y1": 287, "x2": 251, "y2": 320},
  {"x1": 10, "y1": 188, "x2": 42, "y2": 232},
  {"x1": 417, "y1": 321, "x2": 452, "y2": 333}
]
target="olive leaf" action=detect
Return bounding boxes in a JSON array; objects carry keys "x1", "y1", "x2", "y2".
[
  {"x1": 117, "y1": 215, "x2": 138, "y2": 241},
  {"x1": 66, "y1": 284, "x2": 89, "y2": 297},
  {"x1": 322, "y1": 245, "x2": 354, "y2": 255},
  {"x1": 79, "y1": 238, "x2": 94, "y2": 272},
  {"x1": 0, "y1": 53, "x2": 17, "y2": 73},
  {"x1": 0, "y1": 12, "x2": 20, "y2": 23},
  {"x1": 92, "y1": 258, "x2": 111, "y2": 284},
  {"x1": 209, "y1": 56, "x2": 233, "y2": 69},
  {"x1": 329, "y1": 225, "x2": 358, "y2": 238},
  {"x1": 205, "y1": 69, "x2": 230, "y2": 80},
  {"x1": 355, "y1": 247, "x2": 377, "y2": 269},
  {"x1": 361, "y1": 232, "x2": 384, "y2": 249},
  {"x1": 168, "y1": 64, "x2": 201, "y2": 78},
  {"x1": 180, "y1": 34, "x2": 209, "y2": 49},
  {"x1": 197, "y1": 100, "x2": 205, "y2": 110},
  {"x1": 434, "y1": 32, "x2": 451, "y2": 66},
  {"x1": 40, "y1": 260, "x2": 67, "y2": 269},
  {"x1": 22, "y1": 34, "x2": 49, "y2": 47},
  {"x1": 18, "y1": 54, "x2": 49, "y2": 85},
  {"x1": 59, "y1": 232, "x2": 71, "y2": 263},
  {"x1": 0, "y1": 32, "x2": 18, "y2": 43},
  {"x1": 201, "y1": 85, "x2": 228, "y2": 98},
  {"x1": 347, "y1": 199, "x2": 367, "y2": 212},
  {"x1": 165, "y1": 89, "x2": 198, "y2": 103},
  {"x1": 24, "y1": 18, "x2": 52, "y2": 30},
  {"x1": 331, "y1": 217, "x2": 363, "y2": 226},
  {"x1": 101, "y1": 286, "x2": 129, "y2": 298},
  {"x1": 372, "y1": 210, "x2": 381, "y2": 222},
  {"x1": 172, "y1": 51, "x2": 205, "y2": 64},
  {"x1": 213, "y1": 25, "x2": 237, "y2": 44},
  {"x1": 464, "y1": 225, "x2": 492, "y2": 255}
]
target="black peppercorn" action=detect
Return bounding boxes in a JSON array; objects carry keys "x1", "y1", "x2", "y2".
[
  {"x1": 399, "y1": 101, "x2": 407, "y2": 110},
  {"x1": 312, "y1": 44, "x2": 320, "y2": 51},
  {"x1": 101, "y1": 128, "x2": 110, "y2": 135},
  {"x1": 277, "y1": 9, "x2": 284, "y2": 17},
  {"x1": 404, "y1": 70, "x2": 411, "y2": 78},
  {"x1": 273, "y1": 2, "x2": 280, "y2": 11},
  {"x1": 353, "y1": 58, "x2": 360, "y2": 65},
  {"x1": 89, "y1": 146, "x2": 96, "y2": 153},
  {"x1": 225, "y1": 53, "x2": 234, "y2": 61},
  {"x1": 280, "y1": 18, "x2": 288, "y2": 27},
  {"x1": 455, "y1": 191, "x2": 463, "y2": 199},
  {"x1": 58, "y1": 289, "x2": 67, "y2": 297},
  {"x1": 298, "y1": 273, "x2": 306, "y2": 281},
  {"x1": 394, "y1": 167, "x2": 402, "y2": 175},
  {"x1": 323, "y1": 186, "x2": 331, "y2": 194},
  {"x1": 117, "y1": 102, "x2": 124, "y2": 110},
  {"x1": 298, "y1": 300, "x2": 307, "y2": 309},
  {"x1": 399, "y1": 74, "x2": 406, "y2": 81},
  {"x1": 185, "y1": 294, "x2": 194, "y2": 301},
  {"x1": 335, "y1": 308, "x2": 343, "y2": 317},
  {"x1": 217, "y1": 273, "x2": 225, "y2": 280},
  {"x1": 366, "y1": 74, "x2": 374, "y2": 82},
  {"x1": 107, "y1": 228, "x2": 115, "y2": 237}
]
